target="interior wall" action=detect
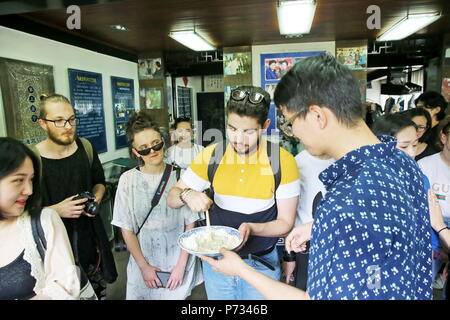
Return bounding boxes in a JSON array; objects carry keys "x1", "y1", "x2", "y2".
[{"x1": 0, "y1": 26, "x2": 140, "y2": 164}]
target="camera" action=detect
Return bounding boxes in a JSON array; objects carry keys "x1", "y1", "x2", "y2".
[{"x1": 73, "y1": 191, "x2": 100, "y2": 216}]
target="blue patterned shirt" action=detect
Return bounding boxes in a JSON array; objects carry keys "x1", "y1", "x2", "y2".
[{"x1": 307, "y1": 135, "x2": 432, "y2": 300}]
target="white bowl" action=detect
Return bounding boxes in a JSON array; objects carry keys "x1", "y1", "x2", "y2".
[{"x1": 178, "y1": 226, "x2": 243, "y2": 257}]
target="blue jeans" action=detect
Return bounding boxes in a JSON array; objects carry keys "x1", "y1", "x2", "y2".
[
  {"x1": 202, "y1": 247, "x2": 281, "y2": 300},
  {"x1": 432, "y1": 217, "x2": 450, "y2": 299}
]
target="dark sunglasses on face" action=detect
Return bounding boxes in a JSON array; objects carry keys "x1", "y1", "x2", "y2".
[
  {"x1": 135, "y1": 141, "x2": 164, "y2": 156},
  {"x1": 231, "y1": 89, "x2": 266, "y2": 105}
]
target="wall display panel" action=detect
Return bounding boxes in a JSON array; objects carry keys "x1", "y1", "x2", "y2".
[
  {"x1": 140, "y1": 87, "x2": 163, "y2": 109},
  {"x1": 224, "y1": 52, "x2": 251, "y2": 76},
  {"x1": 177, "y1": 86, "x2": 192, "y2": 118},
  {"x1": 336, "y1": 46, "x2": 367, "y2": 70},
  {"x1": 68, "y1": 68, "x2": 107, "y2": 153},
  {"x1": 111, "y1": 76, "x2": 135, "y2": 150},
  {"x1": 138, "y1": 58, "x2": 163, "y2": 80},
  {"x1": 260, "y1": 51, "x2": 324, "y2": 135},
  {"x1": 0, "y1": 57, "x2": 54, "y2": 144}
]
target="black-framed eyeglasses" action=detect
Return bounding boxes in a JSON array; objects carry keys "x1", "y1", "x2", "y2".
[
  {"x1": 280, "y1": 112, "x2": 300, "y2": 138},
  {"x1": 416, "y1": 125, "x2": 428, "y2": 131},
  {"x1": 135, "y1": 141, "x2": 164, "y2": 156},
  {"x1": 42, "y1": 116, "x2": 78, "y2": 128},
  {"x1": 231, "y1": 89, "x2": 266, "y2": 105}
]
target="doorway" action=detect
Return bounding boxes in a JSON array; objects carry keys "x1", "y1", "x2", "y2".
[{"x1": 196, "y1": 92, "x2": 225, "y2": 147}]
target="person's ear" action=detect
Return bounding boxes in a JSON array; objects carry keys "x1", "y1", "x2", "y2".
[
  {"x1": 263, "y1": 119, "x2": 271, "y2": 131},
  {"x1": 308, "y1": 105, "x2": 327, "y2": 130},
  {"x1": 38, "y1": 118, "x2": 48, "y2": 132},
  {"x1": 440, "y1": 131, "x2": 447, "y2": 146}
]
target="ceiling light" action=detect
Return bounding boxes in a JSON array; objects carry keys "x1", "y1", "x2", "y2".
[
  {"x1": 276, "y1": 0, "x2": 317, "y2": 36},
  {"x1": 111, "y1": 25, "x2": 128, "y2": 31},
  {"x1": 168, "y1": 30, "x2": 215, "y2": 51},
  {"x1": 377, "y1": 13, "x2": 441, "y2": 41}
]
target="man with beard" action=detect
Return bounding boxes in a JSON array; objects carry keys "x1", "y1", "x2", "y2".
[
  {"x1": 167, "y1": 86, "x2": 300, "y2": 300},
  {"x1": 200, "y1": 54, "x2": 432, "y2": 300},
  {"x1": 32, "y1": 94, "x2": 117, "y2": 299}
]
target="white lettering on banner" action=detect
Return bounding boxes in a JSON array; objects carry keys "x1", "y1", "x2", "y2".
[
  {"x1": 366, "y1": 5, "x2": 381, "y2": 30},
  {"x1": 66, "y1": 5, "x2": 81, "y2": 30}
]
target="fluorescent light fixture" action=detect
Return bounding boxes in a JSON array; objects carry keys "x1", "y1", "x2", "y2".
[
  {"x1": 377, "y1": 13, "x2": 441, "y2": 41},
  {"x1": 168, "y1": 30, "x2": 215, "y2": 51},
  {"x1": 277, "y1": 0, "x2": 317, "y2": 35}
]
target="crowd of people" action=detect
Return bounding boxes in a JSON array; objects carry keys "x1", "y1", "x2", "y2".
[{"x1": 0, "y1": 53, "x2": 449, "y2": 300}]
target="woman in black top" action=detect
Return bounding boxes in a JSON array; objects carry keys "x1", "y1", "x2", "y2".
[{"x1": 402, "y1": 108, "x2": 439, "y2": 161}]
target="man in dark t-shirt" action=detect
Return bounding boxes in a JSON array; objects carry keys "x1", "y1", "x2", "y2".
[{"x1": 35, "y1": 94, "x2": 117, "y2": 299}]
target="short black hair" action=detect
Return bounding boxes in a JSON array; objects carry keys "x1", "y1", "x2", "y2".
[
  {"x1": 415, "y1": 91, "x2": 448, "y2": 121},
  {"x1": 274, "y1": 53, "x2": 362, "y2": 127},
  {"x1": 174, "y1": 117, "x2": 192, "y2": 130},
  {"x1": 226, "y1": 86, "x2": 271, "y2": 127},
  {"x1": 371, "y1": 113, "x2": 417, "y2": 137},
  {"x1": 402, "y1": 108, "x2": 433, "y2": 143},
  {"x1": 269, "y1": 60, "x2": 276, "y2": 65},
  {"x1": 0, "y1": 137, "x2": 41, "y2": 220}
]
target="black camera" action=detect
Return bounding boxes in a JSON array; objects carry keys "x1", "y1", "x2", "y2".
[{"x1": 73, "y1": 191, "x2": 100, "y2": 216}]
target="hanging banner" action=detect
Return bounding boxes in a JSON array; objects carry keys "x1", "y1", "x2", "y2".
[
  {"x1": 111, "y1": 76, "x2": 135, "y2": 149},
  {"x1": 68, "y1": 69, "x2": 107, "y2": 153}
]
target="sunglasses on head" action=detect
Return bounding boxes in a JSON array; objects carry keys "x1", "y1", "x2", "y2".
[
  {"x1": 135, "y1": 140, "x2": 164, "y2": 156},
  {"x1": 231, "y1": 89, "x2": 266, "y2": 105}
]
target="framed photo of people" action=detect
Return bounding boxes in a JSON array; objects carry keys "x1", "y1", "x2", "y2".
[
  {"x1": 260, "y1": 51, "x2": 325, "y2": 135},
  {"x1": 138, "y1": 58, "x2": 164, "y2": 80}
]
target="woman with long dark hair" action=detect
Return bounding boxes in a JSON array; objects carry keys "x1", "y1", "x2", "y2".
[
  {"x1": 0, "y1": 137, "x2": 79, "y2": 300},
  {"x1": 402, "y1": 108, "x2": 439, "y2": 161}
]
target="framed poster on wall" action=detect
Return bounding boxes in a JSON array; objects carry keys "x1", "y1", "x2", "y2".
[
  {"x1": 68, "y1": 68, "x2": 107, "y2": 153},
  {"x1": 177, "y1": 86, "x2": 192, "y2": 118},
  {"x1": 0, "y1": 58, "x2": 54, "y2": 144},
  {"x1": 111, "y1": 76, "x2": 135, "y2": 150},
  {"x1": 260, "y1": 51, "x2": 325, "y2": 135}
]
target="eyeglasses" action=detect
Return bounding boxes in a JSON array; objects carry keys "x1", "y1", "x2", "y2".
[
  {"x1": 416, "y1": 125, "x2": 428, "y2": 131},
  {"x1": 135, "y1": 141, "x2": 164, "y2": 156},
  {"x1": 42, "y1": 116, "x2": 78, "y2": 128},
  {"x1": 279, "y1": 112, "x2": 300, "y2": 138},
  {"x1": 231, "y1": 89, "x2": 266, "y2": 105}
]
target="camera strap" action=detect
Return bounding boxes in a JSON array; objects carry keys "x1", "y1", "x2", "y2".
[{"x1": 136, "y1": 164, "x2": 173, "y2": 236}]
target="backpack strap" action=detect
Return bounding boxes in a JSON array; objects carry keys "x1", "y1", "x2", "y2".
[
  {"x1": 267, "y1": 141, "x2": 281, "y2": 192},
  {"x1": 175, "y1": 167, "x2": 181, "y2": 180},
  {"x1": 31, "y1": 210, "x2": 47, "y2": 261},
  {"x1": 207, "y1": 140, "x2": 228, "y2": 192},
  {"x1": 80, "y1": 138, "x2": 93, "y2": 167},
  {"x1": 136, "y1": 164, "x2": 173, "y2": 236}
]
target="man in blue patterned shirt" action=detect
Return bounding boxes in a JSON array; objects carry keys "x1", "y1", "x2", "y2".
[{"x1": 201, "y1": 53, "x2": 432, "y2": 300}]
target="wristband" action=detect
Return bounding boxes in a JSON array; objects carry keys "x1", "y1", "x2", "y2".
[
  {"x1": 437, "y1": 227, "x2": 449, "y2": 235},
  {"x1": 283, "y1": 249, "x2": 296, "y2": 262},
  {"x1": 179, "y1": 188, "x2": 192, "y2": 205}
]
